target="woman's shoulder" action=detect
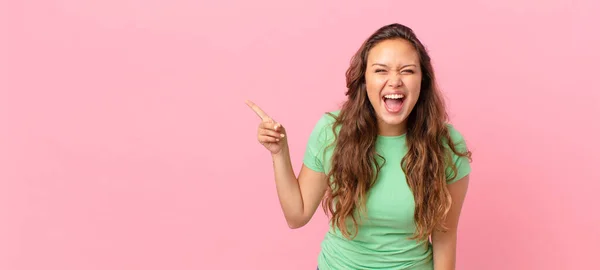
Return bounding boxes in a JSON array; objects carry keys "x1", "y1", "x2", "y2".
[
  {"x1": 445, "y1": 123, "x2": 463, "y2": 139},
  {"x1": 444, "y1": 123, "x2": 469, "y2": 149},
  {"x1": 323, "y1": 109, "x2": 341, "y2": 122},
  {"x1": 304, "y1": 110, "x2": 341, "y2": 168},
  {"x1": 313, "y1": 109, "x2": 340, "y2": 129},
  {"x1": 306, "y1": 110, "x2": 340, "y2": 145}
]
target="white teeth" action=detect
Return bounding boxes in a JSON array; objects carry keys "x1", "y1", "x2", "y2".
[{"x1": 384, "y1": 94, "x2": 404, "y2": 99}]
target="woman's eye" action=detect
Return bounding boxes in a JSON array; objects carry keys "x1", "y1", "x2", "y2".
[
  {"x1": 375, "y1": 69, "x2": 386, "y2": 73},
  {"x1": 402, "y1": 70, "x2": 414, "y2": 74}
]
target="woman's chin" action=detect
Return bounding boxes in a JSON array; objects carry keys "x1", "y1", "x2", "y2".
[
  {"x1": 377, "y1": 112, "x2": 408, "y2": 129},
  {"x1": 383, "y1": 116, "x2": 406, "y2": 126}
]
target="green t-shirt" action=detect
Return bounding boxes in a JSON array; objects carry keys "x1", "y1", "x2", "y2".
[{"x1": 303, "y1": 110, "x2": 471, "y2": 270}]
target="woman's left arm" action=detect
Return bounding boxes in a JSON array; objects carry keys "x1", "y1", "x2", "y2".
[{"x1": 431, "y1": 174, "x2": 470, "y2": 270}]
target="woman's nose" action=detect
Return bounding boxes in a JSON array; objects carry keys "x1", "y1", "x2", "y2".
[{"x1": 387, "y1": 74, "x2": 403, "y2": 88}]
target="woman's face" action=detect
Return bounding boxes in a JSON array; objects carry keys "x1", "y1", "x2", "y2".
[{"x1": 365, "y1": 38, "x2": 422, "y2": 136}]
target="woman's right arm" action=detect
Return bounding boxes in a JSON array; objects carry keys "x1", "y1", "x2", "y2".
[
  {"x1": 271, "y1": 148, "x2": 329, "y2": 228},
  {"x1": 246, "y1": 100, "x2": 329, "y2": 228}
]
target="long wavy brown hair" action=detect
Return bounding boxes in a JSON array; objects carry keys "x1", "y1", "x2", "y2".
[{"x1": 321, "y1": 23, "x2": 472, "y2": 241}]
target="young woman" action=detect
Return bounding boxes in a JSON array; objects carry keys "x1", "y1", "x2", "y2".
[{"x1": 246, "y1": 23, "x2": 472, "y2": 270}]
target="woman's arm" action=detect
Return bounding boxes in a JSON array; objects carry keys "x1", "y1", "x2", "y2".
[
  {"x1": 271, "y1": 147, "x2": 329, "y2": 228},
  {"x1": 431, "y1": 174, "x2": 470, "y2": 270},
  {"x1": 246, "y1": 100, "x2": 329, "y2": 229}
]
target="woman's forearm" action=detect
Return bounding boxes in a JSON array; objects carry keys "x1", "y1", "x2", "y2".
[
  {"x1": 271, "y1": 146, "x2": 306, "y2": 228},
  {"x1": 432, "y1": 230, "x2": 458, "y2": 270}
]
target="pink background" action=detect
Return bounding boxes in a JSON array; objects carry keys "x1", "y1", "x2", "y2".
[{"x1": 2, "y1": 0, "x2": 599, "y2": 269}]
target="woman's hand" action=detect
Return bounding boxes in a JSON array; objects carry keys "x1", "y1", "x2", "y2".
[{"x1": 245, "y1": 100, "x2": 287, "y2": 155}]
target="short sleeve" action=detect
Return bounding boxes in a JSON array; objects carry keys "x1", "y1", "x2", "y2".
[
  {"x1": 445, "y1": 124, "x2": 472, "y2": 184},
  {"x1": 302, "y1": 113, "x2": 335, "y2": 173}
]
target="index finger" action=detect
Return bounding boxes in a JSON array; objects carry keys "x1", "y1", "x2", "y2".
[{"x1": 245, "y1": 100, "x2": 270, "y2": 120}]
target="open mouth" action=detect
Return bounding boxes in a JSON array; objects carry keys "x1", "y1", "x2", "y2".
[{"x1": 383, "y1": 94, "x2": 404, "y2": 113}]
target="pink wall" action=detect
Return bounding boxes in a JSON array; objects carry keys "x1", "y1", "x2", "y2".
[{"x1": 2, "y1": 0, "x2": 598, "y2": 269}]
